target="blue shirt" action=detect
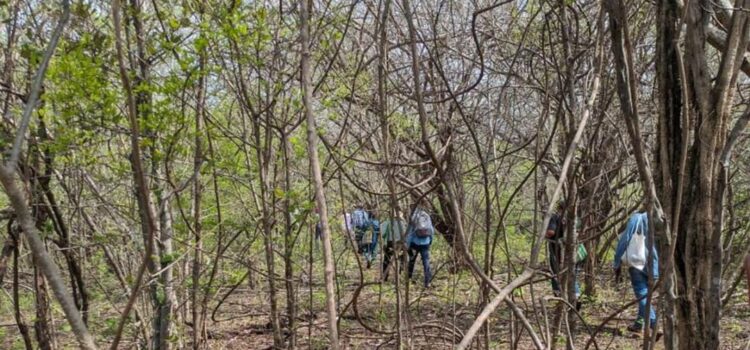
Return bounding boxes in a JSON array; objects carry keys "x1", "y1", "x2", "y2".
[{"x1": 613, "y1": 212, "x2": 659, "y2": 278}]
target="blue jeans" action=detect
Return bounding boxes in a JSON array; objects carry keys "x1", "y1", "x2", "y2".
[
  {"x1": 368, "y1": 229, "x2": 379, "y2": 263},
  {"x1": 408, "y1": 243, "x2": 431, "y2": 287},
  {"x1": 629, "y1": 267, "x2": 656, "y2": 325}
]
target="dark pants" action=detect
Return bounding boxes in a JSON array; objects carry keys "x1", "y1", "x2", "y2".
[
  {"x1": 369, "y1": 229, "x2": 379, "y2": 262},
  {"x1": 382, "y1": 241, "x2": 405, "y2": 279},
  {"x1": 408, "y1": 243, "x2": 431, "y2": 287},
  {"x1": 548, "y1": 242, "x2": 580, "y2": 297},
  {"x1": 550, "y1": 265, "x2": 581, "y2": 297},
  {"x1": 314, "y1": 223, "x2": 322, "y2": 240}
]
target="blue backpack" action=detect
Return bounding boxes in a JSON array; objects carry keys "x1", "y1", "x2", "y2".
[{"x1": 352, "y1": 209, "x2": 369, "y2": 230}]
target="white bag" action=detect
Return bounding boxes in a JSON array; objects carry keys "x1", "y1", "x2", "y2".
[{"x1": 623, "y1": 218, "x2": 647, "y2": 270}]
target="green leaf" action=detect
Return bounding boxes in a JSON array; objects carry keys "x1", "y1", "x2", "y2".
[{"x1": 168, "y1": 18, "x2": 180, "y2": 30}]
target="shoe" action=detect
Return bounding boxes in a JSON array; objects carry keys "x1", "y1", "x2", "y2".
[
  {"x1": 627, "y1": 319, "x2": 656, "y2": 334},
  {"x1": 575, "y1": 301, "x2": 582, "y2": 312},
  {"x1": 366, "y1": 260, "x2": 372, "y2": 269},
  {"x1": 627, "y1": 320, "x2": 643, "y2": 333}
]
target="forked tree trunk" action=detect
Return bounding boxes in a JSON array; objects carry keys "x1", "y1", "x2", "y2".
[
  {"x1": 0, "y1": 1, "x2": 96, "y2": 347},
  {"x1": 608, "y1": 0, "x2": 750, "y2": 349},
  {"x1": 673, "y1": 2, "x2": 749, "y2": 349},
  {"x1": 0, "y1": 166, "x2": 97, "y2": 349}
]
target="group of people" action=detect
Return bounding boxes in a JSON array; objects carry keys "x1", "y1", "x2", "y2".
[
  {"x1": 337, "y1": 204, "x2": 435, "y2": 288},
  {"x1": 319, "y1": 200, "x2": 672, "y2": 334},
  {"x1": 546, "y1": 204, "x2": 659, "y2": 334}
]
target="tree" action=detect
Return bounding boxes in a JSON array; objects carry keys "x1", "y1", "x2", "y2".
[
  {"x1": 607, "y1": 0, "x2": 750, "y2": 348},
  {"x1": 301, "y1": 0, "x2": 340, "y2": 348}
]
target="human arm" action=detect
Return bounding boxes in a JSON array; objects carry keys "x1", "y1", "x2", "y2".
[
  {"x1": 615, "y1": 265, "x2": 622, "y2": 284},
  {"x1": 613, "y1": 225, "x2": 632, "y2": 270}
]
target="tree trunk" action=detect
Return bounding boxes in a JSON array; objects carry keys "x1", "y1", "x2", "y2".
[
  {"x1": 29, "y1": 155, "x2": 55, "y2": 350},
  {"x1": 654, "y1": 0, "x2": 685, "y2": 346},
  {"x1": 11, "y1": 225, "x2": 34, "y2": 350},
  {"x1": 155, "y1": 187, "x2": 177, "y2": 350},
  {"x1": 0, "y1": 0, "x2": 95, "y2": 346},
  {"x1": 609, "y1": 0, "x2": 750, "y2": 349},
  {"x1": 300, "y1": 0, "x2": 340, "y2": 348},
  {"x1": 36, "y1": 119, "x2": 90, "y2": 325},
  {"x1": 256, "y1": 112, "x2": 282, "y2": 350},
  {"x1": 564, "y1": 183, "x2": 578, "y2": 349},
  {"x1": 192, "y1": 2, "x2": 207, "y2": 345},
  {"x1": 376, "y1": 0, "x2": 404, "y2": 347},
  {"x1": 33, "y1": 264, "x2": 55, "y2": 350},
  {"x1": 109, "y1": 0, "x2": 161, "y2": 347},
  {"x1": 281, "y1": 132, "x2": 297, "y2": 349},
  {"x1": 674, "y1": 1, "x2": 750, "y2": 349}
]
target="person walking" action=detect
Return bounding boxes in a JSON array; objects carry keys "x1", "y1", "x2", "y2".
[
  {"x1": 613, "y1": 211, "x2": 659, "y2": 333},
  {"x1": 407, "y1": 207, "x2": 434, "y2": 288},
  {"x1": 367, "y1": 209, "x2": 381, "y2": 268},
  {"x1": 545, "y1": 203, "x2": 582, "y2": 299},
  {"x1": 381, "y1": 212, "x2": 406, "y2": 281},
  {"x1": 351, "y1": 205, "x2": 379, "y2": 268}
]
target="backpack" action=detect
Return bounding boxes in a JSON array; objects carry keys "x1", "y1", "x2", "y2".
[
  {"x1": 352, "y1": 209, "x2": 369, "y2": 229},
  {"x1": 385, "y1": 219, "x2": 405, "y2": 242},
  {"x1": 412, "y1": 209, "x2": 433, "y2": 238},
  {"x1": 623, "y1": 217, "x2": 647, "y2": 270}
]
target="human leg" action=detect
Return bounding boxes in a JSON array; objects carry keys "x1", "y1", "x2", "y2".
[
  {"x1": 629, "y1": 267, "x2": 656, "y2": 329},
  {"x1": 407, "y1": 243, "x2": 418, "y2": 279},
  {"x1": 355, "y1": 228, "x2": 366, "y2": 254},
  {"x1": 368, "y1": 229, "x2": 379, "y2": 265},
  {"x1": 548, "y1": 241, "x2": 562, "y2": 295},
  {"x1": 382, "y1": 242, "x2": 394, "y2": 280},
  {"x1": 419, "y1": 244, "x2": 432, "y2": 287}
]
